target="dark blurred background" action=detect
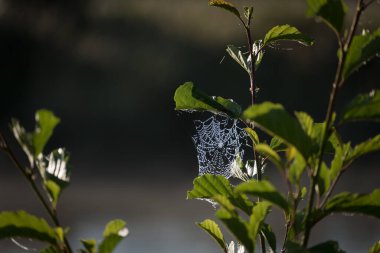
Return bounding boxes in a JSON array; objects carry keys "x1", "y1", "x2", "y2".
[{"x1": 0, "y1": 0, "x2": 379, "y2": 252}]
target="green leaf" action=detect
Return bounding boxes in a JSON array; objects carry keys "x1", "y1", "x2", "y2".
[
  {"x1": 369, "y1": 241, "x2": 380, "y2": 253},
  {"x1": 187, "y1": 174, "x2": 253, "y2": 214},
  {"x1": 174, "y1": 82, "x2": 241, "y2": 118},
  {"x1": 306, "y1": 0, "x2": 347, "y2": 33},
  {"x1": 197, "y1": 219, "x2": 227, "y2": 252},
  {"x1": 245, "y1": 128, "x2": 259, "y2": 146},
  {"x1": 226, "y1": 45, "x2": 251, "y2": 74},
  {"x1": 261, "y1": 223, "x2": 276, "y2": 252},
  {"x1": 0, "y1": 210, "x2": 59, "y2": 245},
  {"x1": 10, "y1": 119, "x2": 35, "y2": 165},
  {"x1": 33, "y1": 110, "x2": 60, "y2": 156},
  {"x1": 243, "y1": 102, "x2": 314, "y2": 159},
  {"x1": 289, "y1": 152, "x2": 307, "y2": 185},
  {"x1": 270, "y1": 136, "x2": 286, "y2": 151},
  {"x1": 236, "y1": 180, "x2": 289, "y2": 213},
  {"x1": 255, "y1": 143, "x2": 283, "y2": 169},
  {"x1": 347, "y1": 134, "x2": 380, "y2": 162},
  {"x1": 263, "y1": 25, "x2": 314, "y2": 47},
  {"x1": 316, "y1": 162, "x2": 330, "y2": 197},
  {"x1": 314, "y1": 189, "x2": 380, "y2": 224},
  {"x1": 81, "y1": 239, "x2": 97, "y2": 253},
  {"x1": 309, "y1": 240, "x2": 345, "y2": 253},
  {"x1": 212, "y1": 195, "x2": 237, "y2": 214},
  {"x1": 244, "y1": 6, "x2": 253, "y2": 21},
  {"x1": 98, "y1": 219, "x2": 128, "y2": 253},
  {"x1": 342, "y1": 28, "x2": 380, "y2": 80},
  {"x1": 10, "y1": 110, "x2": 60, "y2": 165},
  {"x1": 40, "y1": 246, "x2": 60, "y2": 253},
  {"x1": 216, "y1": 209, "x2": 253, "y2": 253},
  {"x1": 295, "y1": 112, "x2": 314, "y2": 136},
  {"x1": 209, "y1": 0, "x2": 241, "y2": 19},
  {"x1": 253, "y1": 40, "x2": 265, "y2": 69},
  {"x1": 248, "y1": 202, "x2": 271, "y2": 248},
  {"x1": 285, "y1": 241, "x2": 309, "y2": 253},
  {"x1": 341, "y1": 90, "x2": 380, "y2": 123},
  {"x1": 44, "y1": 180, "x2": 61, "y2": 208}
]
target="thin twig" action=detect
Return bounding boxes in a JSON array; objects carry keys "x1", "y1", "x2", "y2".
[
  {"x1": 281, "y1": 220, "x2": 291, "y2": 252},
  {"x1": 0, "y1": 130, "x2": 73, "y2": 253},
  {"x1": 302, "y1": 0, "x2": 367, "y2": 247}
]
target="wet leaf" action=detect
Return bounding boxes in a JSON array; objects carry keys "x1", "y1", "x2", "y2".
[
  {"x1": 98, "y1": 219, "x2": 128, "y2": 253},
  {"x1": 342, "y1": 28, "x2": 380, "y2": 80}
]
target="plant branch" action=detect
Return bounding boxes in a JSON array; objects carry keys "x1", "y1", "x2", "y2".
[
  {"x1": 319, "y1": 161, "x2": 352, "y2": 208},
  {"x1": 363, "y1": 0, "x2": 376, "y2": 9},
  {"x1": 302, "y1": 0, "x2": 366, "y2": 247},
  {"x1": 245, "y1": 25, "x2": 256, "y2": 106},
  {"x1": 281, "y1": 220, "x2": 291, "y2": 252},
  {"x1": 0, "y1": 131, "x2": 73, "y2": 253}
]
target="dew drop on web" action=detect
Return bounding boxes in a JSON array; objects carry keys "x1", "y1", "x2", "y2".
[
  {"x1": 192, "y1": 114, "x2": 249, "y2": 178},
  {"x1": 10, "y1": 238, "x2": 37, "y2": 252}
]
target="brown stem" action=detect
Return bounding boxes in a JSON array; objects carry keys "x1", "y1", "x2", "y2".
[
  {"x1": 0, "y1": 131, "x2": 73, "y2": 253},
  {"x1": 281, "y1": 220, "x2": 291, "y2": 252},
  {"x1": 245, "y1": 26, "x2": 256, "y2": 106},
  {"x1": 302, "y1": 0, "x2": 366, "y2": 247},
  {"x1": 319, "y1": 161, "x2": 352, "y2": 208}
]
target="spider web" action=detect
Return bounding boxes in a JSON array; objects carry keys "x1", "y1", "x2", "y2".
[{"x1": 192, "y1": 115, "x2": 249, "y2": 178}]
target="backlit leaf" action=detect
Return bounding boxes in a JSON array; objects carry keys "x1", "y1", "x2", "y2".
[
  {"x1": 347, "y1": 134, "x2": 380, "y2": 162},
  {"x1": 33, "y1": 110, "x2": 60, "y2": 156},
  {"x1": 236, "y1": 180, "x2": 289, "y2": 213},
  {"x1": 255, "y1": 143, "x2": 283, "y2": 169},
  {"x1": 187, "y1": 174, "x2": 253, "y2": 214},
  {"x1": 306, "y1": 0, "x2": 348, "y2": 33},
  {"x1": 313, "y1": 189, "x2": 380, "y2": 224},
  {"x1": 342, "y1": 28, "x2": 380, "y2": 80},
  {"x1": 98, "y1": 219, "x2": 128, "y2": 253},
  {"x1": 244, "y1": 128, "x2": 259, "y2": 146},
  {"x1": 261, "y1": 223, "x2": 276, "y2": 252},
  {"x1": 289, "y1": 152, "x2": 307, "y2": 185},
  {"x1": 81, "y1": 239, "x2": 96, "y2": 253},
  {"x1": 248, "y1": 202, "x2": 271, "y2": 247},
  {"x1": 263, "y1": 25, "x2": 314, "y2": 47},
  {"x1": 243, "y1": 102, "x2": 314, "y2": 159},
  {"x1": 369, "y1": 241, "x2": 380, "y2": 253},
  {"x1": 174, "y1": 82, "x2": 242, "y2": 118},
  {"x1": 0, "y1": 211, "x2": 58, "y2": 245},
  {"x1": 216, "y1": 209, "x2": 253, "y2": 253},
  {"x1": 198, "y1": 219, "x2": 227, "y2": 252},
  {"x1": 44, "y1": 180, "x2": 61, "y2": 208},
  {"x1": 341, "y1": 90, "x2": 380, "y2": 123},
  {"x1": 226, "y1": 45, "x2": 251, "y2": 74},
  {"x1": 209, "y1": 0, "x2": 241, "y2": 19}
]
